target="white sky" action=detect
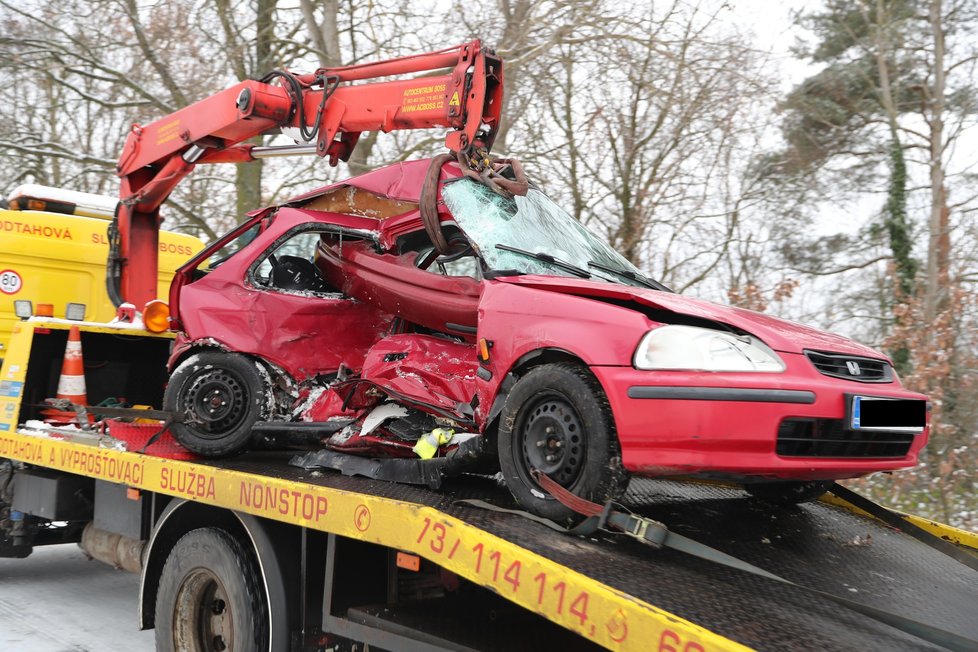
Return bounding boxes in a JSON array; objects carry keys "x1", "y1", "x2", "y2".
[{"x1": 727, "y1": 0, "x2": 820, "y2": 89}]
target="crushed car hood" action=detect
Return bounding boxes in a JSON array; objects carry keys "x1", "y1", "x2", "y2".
[{"x1": 495, "y1": 276, "x2": 885, "y2": 359}]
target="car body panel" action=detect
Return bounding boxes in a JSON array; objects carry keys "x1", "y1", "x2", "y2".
[
  {"x1": 591, "y1": 353, "x2": 928, "y2": 480},
  {"x1": 493, "y1": 275, "x2": 882, "y2": 357},
  {"x1": 170, "y1": 209, "x2": 391, "y2": 380}
]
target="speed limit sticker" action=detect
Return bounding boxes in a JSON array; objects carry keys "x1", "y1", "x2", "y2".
[{"x1": 0, "y1": 270, "x2": 22, "y2": 295}]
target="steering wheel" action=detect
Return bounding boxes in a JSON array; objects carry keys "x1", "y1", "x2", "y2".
[{"x1": 415, "y1": 236, "x2": 473, "y2": 270}]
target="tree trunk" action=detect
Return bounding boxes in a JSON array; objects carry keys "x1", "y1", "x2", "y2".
[{"x1": 924, "y1": 0, "x2": 949, "y2": 322}]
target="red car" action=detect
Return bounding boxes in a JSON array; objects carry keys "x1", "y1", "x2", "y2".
[{"x1": 164, "y1": 158, "x2": 928, "y2": 522}]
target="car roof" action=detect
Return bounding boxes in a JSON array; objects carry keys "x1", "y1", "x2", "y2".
[{"x1": 280, "y1": 157, "x2": 464, "y2": 206}]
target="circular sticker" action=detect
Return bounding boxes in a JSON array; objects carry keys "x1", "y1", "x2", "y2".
[
  {"x1": 0, "y1": 269, "x2": 22, "y2": 295},
  {"x1": 354, "y1": 504, "x2": 371, "y2": 532}
]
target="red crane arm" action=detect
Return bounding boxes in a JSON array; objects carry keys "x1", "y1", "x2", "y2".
[{"x1": 110, "y1": 40, "x2": 502, "y2": 310}]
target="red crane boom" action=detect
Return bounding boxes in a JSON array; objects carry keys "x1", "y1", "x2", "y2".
[{"x1": 110, "y1": 40, "x2": 503, "y2": 311}]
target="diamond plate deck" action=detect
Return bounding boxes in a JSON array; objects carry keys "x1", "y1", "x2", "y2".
[{"x1": 217, "y1": 455, "x2": 978, "y2": 652}]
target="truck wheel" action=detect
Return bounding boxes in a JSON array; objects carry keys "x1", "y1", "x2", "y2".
[
  {"x1": 165, "y1": 351, "x2": 270, "y2": 457},
  {"x1": 155, "y1": 528, "x2": 268, "y2": 652},
  {"x1": 744, "y1": 480, "x2": 833, "y2": 505},
  {"x1": 498, "y1": 363, "x2": 629, "y2": 526}
]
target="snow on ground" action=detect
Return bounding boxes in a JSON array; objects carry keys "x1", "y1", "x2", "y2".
[{"x1": 0, "y1": 544, "x2": 154, "y2": 651}]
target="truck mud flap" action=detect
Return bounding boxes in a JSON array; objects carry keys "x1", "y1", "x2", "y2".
[{"x1": 290, "y1": 435, "x2": 484, "y2": 489}]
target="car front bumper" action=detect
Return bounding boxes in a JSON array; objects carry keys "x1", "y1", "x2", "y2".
[{"x1": 591, "y1": 360, "x2": 929, "y2": 482}]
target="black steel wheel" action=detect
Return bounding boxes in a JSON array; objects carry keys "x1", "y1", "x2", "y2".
[
  {"x1": 498, "y1": 362, "x2": 629, "y2": 525},
  {"x1": 744, "y1": 480, "x2": 834, "y2": 505},
  {"x1": 155, "y1": 528, "x2": 268, "y2": 652},
  {"x1": 164, "y1": 350, "x2": 270, "y2": 457},
  {"x1": 519, "y1": 395, "x2": 587, "y2": 487}
]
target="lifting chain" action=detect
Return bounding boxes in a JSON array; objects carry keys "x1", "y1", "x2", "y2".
[{"x1": 420, "y1": 148, "x2": 529, "y2": 255}]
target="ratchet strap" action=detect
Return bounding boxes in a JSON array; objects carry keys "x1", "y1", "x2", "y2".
[{"x1": 459, "y1": 472, "x2": 978, "y2": 652}]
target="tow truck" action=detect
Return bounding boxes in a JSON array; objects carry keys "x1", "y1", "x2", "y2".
[
  {"x1": 0, "y1": 40, "x2": 976, "y2": 652},
  {"x1": 0, "y1": 184, "x2": 203, "y2": 357}
]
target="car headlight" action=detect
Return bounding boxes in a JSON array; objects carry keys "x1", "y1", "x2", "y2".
[{"x1": 633, "y1": 324, "x2": 785, "y2": 372}]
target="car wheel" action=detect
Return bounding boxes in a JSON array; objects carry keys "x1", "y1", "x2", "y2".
[
  {"x1": 498, "y1": 363, "x2": 629, "y2": 525},
  {"x1": 155, "y1": 528, "x2": 268, "y2": 652},
  {"x1": 164, "y1": 350, "x2": 270, "y2": 457},
  {"x1": 744, "y1": 480, "x2": 833, "y2": 505}
]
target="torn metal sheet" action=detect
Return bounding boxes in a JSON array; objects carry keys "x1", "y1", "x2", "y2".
[{"x1": 290, "y1": 435, "x2": 485, "y2": 489}]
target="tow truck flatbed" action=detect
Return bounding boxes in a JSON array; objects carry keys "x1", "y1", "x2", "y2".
[{"x1": 1, "y1": 424, "x2": 976, "y2": 651}]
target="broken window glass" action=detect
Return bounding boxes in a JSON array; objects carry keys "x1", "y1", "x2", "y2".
[{"x1": 442, "y1": 179, "x2": 654, "y2": 288}]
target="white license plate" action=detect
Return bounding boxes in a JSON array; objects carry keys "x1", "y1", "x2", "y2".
[{"x1": 850, "y1": 396, "x2": 925, "y2": 433}]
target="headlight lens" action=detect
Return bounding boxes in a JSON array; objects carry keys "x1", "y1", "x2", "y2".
[{"x1": 633, "y1": 325, "x2": 785, "y2": 372}]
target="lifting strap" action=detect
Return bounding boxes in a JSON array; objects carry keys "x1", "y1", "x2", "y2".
[{"x1": 459, "y1": 472, "x2": 978, "y2": 652}]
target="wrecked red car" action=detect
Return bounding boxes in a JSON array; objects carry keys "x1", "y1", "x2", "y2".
[{"x1": 163, "y1": 158, "x2": 929, "y2": 522}]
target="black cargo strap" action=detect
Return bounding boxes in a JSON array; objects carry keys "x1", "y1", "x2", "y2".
[
  {"x1": 136, "y1": 417, "x2": 175, "y2": 454},
  {"x1": 829, "y1": 482, "x2": 978, "y2": 572},
  {"x1": 458, "y1": 475, "x2": 978, "y2": 652}
]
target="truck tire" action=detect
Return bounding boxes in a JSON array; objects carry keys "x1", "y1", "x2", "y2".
[
  {"x1": 164, "y1": 351, "x2": 270, "y2": 457},
  {"x1": 155, "y1": 527, "x2": 268, "y2": 652},
  {"x1": 744, "y1": 480, "x2": 833, "y2": 505},
  {"x1": 498, "y1": 363, "x2": 629, "y2": 526}
]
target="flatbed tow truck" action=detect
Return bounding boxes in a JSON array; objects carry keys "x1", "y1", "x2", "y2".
[
  {"x1": 1, "y1": 323, "x2": 977, "y2": 651},
  {"x1": 0, "y1": 41, "x2": 976, "y2": 651}
]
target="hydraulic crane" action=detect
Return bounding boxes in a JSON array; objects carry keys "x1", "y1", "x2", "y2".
[{"x1": 108, "y1": 40, "x2": 503, "y2": 312}]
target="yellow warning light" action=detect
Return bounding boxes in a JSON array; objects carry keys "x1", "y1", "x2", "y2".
[{"x1": 143, "y1": 300, "x2": 170, "y2": 333}]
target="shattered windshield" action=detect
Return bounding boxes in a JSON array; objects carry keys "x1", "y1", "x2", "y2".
[{"x1": 442, "y1": 178, "x2": 659, "y2": 289}]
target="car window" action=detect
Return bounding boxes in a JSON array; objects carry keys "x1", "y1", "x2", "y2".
[
  {"x1": 435, "y1": 255, "x2": 480, "y2": 279},
  {"x1": 252, "y1": 229, "x2": 338, "y2": 295},
  {"x1": 397, "y1": 226, "x2": 481, "y2": 280},
  {"x1": 201, "y1": 223, "x2": 262, "y2": 270},
  {"x1": 254, "y1": 232, "x2": 321, "y2": 280}
]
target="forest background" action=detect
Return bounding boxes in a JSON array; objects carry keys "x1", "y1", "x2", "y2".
[{"x1": 0, "y1": 0, "x2": 975, "y2": 528}]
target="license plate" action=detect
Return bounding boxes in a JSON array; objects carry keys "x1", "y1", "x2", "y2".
[{"x1": 849, "y1": 396, "x2": 926, "y2": 433}]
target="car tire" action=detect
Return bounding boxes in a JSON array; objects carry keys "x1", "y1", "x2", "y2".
[
  {"x1": 744, "y1": 480, "x2": 834, "y2": 505},
  {"x1": 498, "y1": 362, "x2": 629, "y2": 526},
  {"x1": 155, "y1": 528, "x2": 268, "y2": 652},
  {"x1": 164, "y1": 350, "x2": 270, "y2": 457}
]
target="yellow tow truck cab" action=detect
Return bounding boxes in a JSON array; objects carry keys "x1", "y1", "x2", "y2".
[{"x1": 0, "y1": 184, "x2": 204, "y2": 356}]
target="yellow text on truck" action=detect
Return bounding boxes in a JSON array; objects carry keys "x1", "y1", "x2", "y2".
[{"x1": 0, "y1": 184, "x2": 204, "y2": 355}]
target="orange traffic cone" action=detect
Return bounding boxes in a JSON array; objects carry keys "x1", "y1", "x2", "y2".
[{"x1": 43, "y1": 326, "x2": 90, "y2": 425}]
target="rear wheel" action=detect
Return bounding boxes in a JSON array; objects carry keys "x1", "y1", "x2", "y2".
[
  {"x1": 744, "y1": 480, "x2": 833, "y2": 505},
  {"x1": 155, "y1": 528, "x2": 268, "y2": 652},
  {"x1": 498, "y1": 363, "x2": 629, "y2": 526},
  {"x1": 164, "y1": 351, "x2": 270, "y2": 457}
]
